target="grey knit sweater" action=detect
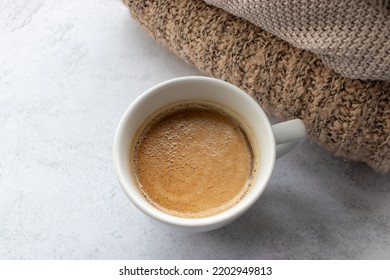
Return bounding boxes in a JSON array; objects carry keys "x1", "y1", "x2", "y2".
[{"x1": 205, "y1": 0, "x2": 390, "y2": 81}]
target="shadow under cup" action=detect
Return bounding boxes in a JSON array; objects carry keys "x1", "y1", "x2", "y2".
[{"x1": 114, "y1": 77, "x2": 276, "y2": 232}]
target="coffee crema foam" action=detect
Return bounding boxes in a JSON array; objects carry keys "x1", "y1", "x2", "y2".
[{"x1": 131, "y1": 102, "x2": 258, "y2": 218}]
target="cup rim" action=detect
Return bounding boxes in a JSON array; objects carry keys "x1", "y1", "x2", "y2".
[{"x1": 113, "y1": 76, "x2": 275, "y2": 229}]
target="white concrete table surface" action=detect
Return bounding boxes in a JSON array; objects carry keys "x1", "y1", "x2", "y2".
[{"x1": 1, "y1": 0, "x2": 390, "y2": 259}]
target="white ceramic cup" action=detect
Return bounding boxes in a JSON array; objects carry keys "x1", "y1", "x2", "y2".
[{"x1": 113, "y1": 76, "x2": 306, "y2": 232}]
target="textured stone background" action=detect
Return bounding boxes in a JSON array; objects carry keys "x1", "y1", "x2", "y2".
[{"x1": 0, "y1": 0, "x2": 389, "y2": 259}]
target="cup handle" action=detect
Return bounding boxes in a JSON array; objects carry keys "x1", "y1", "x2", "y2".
[{"x1": 271, "y1": 119, "x2": 307, "y2": 158}]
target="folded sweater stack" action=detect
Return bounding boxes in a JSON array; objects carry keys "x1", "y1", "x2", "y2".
[{"x1": 124, "y1": 0, "x2": 390, "y2": 173}]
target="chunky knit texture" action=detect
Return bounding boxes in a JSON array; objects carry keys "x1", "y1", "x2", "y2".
[
  {"x1": 124, "y1": 0, "x2": 390, "y2": 173},
  {"x1": 205, "y1": 0, "x2": 390, "y2": 81}
]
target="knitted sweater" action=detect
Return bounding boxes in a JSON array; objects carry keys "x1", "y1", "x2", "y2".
[
  {"x1": 205, "y1": 0, "x2": 390, "y2": 81},
  {"x1": 124, "y1": 0, "x2": 390, "y2": 173}
]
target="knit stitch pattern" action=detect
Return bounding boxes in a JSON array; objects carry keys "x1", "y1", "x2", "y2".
[
  {"x1": 205, "y1": 0, "x2": 390, "y2": 81},
  {"x1": 124, "y1": 0, "x2": 390, "y2": 173}
]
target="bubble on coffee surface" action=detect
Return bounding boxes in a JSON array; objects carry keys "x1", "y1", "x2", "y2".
[{"x1": 131, "y1": 102, "x2": 258, "y2": 218}]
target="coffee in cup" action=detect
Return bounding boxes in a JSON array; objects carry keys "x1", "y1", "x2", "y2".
[
  {"x1": 131, "y1": 102, "x2": 259, "y2": 218},
  {"x1": 114, "y1": 76, "x2": 306, "y2": 232}
]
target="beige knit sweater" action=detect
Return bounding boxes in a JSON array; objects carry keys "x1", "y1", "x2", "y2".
[
  {"x1": 125, "y1": 0, "x2": 390, "y2": 172},
  {"x1": 205, "y1": 0, "x2": 390, "y2": 81}
]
